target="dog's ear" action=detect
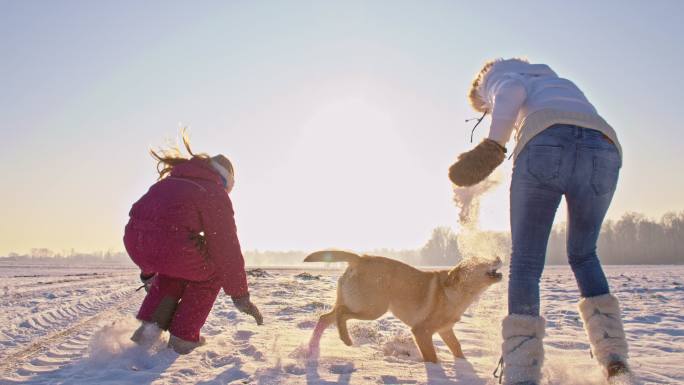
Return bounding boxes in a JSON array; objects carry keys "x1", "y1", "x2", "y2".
[{"x1": 445, "y1": 266, "x2": 464, "y2": 287}]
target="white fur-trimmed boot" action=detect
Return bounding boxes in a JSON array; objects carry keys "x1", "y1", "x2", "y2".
[
  {"x1": 579, "y1": 294, "x2": 639, "y2": 384},
  {"x1": 500, "y1": 315, "x2": 545, "y2": 385}
]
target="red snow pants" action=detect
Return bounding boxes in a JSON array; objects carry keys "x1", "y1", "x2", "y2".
[{"x1": 137, "y1": 274, "x2": 221, "y2": 342}]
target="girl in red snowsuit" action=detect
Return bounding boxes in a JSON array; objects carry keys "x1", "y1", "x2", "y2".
[{"x1": 124, "y1": 136, "x2": 262, "y2": 354}]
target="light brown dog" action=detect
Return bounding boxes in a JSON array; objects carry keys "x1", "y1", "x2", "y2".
[{"x1": 304, "y1": 250, "x2": 503, "y2": 363}]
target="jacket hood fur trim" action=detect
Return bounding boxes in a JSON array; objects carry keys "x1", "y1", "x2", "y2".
[{"x1": 467, "y1": 59, "x2": 557, "y2": 113}]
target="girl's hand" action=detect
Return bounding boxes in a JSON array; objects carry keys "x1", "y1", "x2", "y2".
[
  {"x1": 137, "y1": 272, "x2": 156, "y2": 292},
  {"x1": 232, "y1": 293, "x2": 264, "y2": 325}
]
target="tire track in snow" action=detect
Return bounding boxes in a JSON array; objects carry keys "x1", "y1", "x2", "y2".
[
  {"x1": 5, "y1": 273, "x2": 130, "y2": 299},
  {"x1": 0, "y1": 289, "x2": 140, "y2": 378},
  {"x1": 0, "y1": 273, "x2": 139, "y2": 352},
  {"x1": 1, "y1": 287, "x2": 135, "y2": 347}
]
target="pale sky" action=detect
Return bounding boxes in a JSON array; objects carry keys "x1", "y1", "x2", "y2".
[{"x1": 2, "y1": 0, "x2": 683, "y2": 255}]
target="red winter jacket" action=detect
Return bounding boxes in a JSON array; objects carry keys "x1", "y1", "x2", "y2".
[{"x1": 123, "y1": 157, "x2": 248, "y2": 297}]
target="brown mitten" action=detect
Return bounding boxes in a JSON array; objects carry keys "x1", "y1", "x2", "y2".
[
  {"x1": 449, "y1": 139, "x2": 506, "y2": 186},
  {"x1": 232, "y1": 293, "x2": 264, "y2": 325}
]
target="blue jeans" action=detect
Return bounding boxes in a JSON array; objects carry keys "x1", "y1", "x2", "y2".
[{"x1": 508, "y1": 124, "x2": 621, "y2": 316}]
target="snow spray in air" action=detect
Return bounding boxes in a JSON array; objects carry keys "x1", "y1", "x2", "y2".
[
  {"x1": 452, "y1": 173, "x2": 509, "y2": 358},
  {"x1": 452, "y1": 171, "x2": 509, "y2": 259}
]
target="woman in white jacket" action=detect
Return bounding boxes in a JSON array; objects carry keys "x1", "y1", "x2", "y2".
[{"x1": 449, "y1": 58, "x2": 636, "y2": 385}]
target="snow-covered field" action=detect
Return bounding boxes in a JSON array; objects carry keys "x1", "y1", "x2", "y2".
[{"x1": 0, "y1": 263, "x2": 682, "y2": 385}]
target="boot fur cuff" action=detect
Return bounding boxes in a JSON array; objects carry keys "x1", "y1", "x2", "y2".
[
  {"x1": 501, "y1": 315, "x2": 545, "y2": 384},
  {"x1": 578, "y1": 294, "x2": 629, "y2": 366},
  {"x1": 502, "y1": 314, "x2": 546, "y2": 339}
]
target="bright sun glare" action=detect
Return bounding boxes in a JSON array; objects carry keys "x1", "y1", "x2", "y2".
[{"x1": 266, "y1": 97, "x2": 433, "y2": 249}]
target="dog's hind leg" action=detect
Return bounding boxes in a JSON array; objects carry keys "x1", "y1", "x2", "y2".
[
  {"x1": 438, "y1": 328, "x2": 465, "y2": 359},
  {"x1": 335, "y1": 305, "x2": 385, "y2": 347},
  {"x1": 309, "y1": 308, "x2": 337, "y2": 353},
  {"x1": 335, "y1": 305, "x2": 355, "y2": 346}
]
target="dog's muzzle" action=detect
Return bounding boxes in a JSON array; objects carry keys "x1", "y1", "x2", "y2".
[
  {"x1": 487, "y1": 259, "x2": 503, "y2": 280},
  {"x1": 487, "y1": 269, "x2": 503, "y2": 280}
]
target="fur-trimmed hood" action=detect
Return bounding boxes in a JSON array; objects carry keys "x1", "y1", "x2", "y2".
[{"x1": 468, "y1": 59, "x2": 558, "y2": 113}]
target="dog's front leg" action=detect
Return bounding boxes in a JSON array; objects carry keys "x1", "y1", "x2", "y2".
[
  {"x1": 411, "y1": 325, "x2": 438, "y2": 363},
  {"x1": 438, "y1": 329, "x2": 465, "y2": 359}
]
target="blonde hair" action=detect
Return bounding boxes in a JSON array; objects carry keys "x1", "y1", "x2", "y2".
[
  {"x1": 150, "y1": 128, "x2": 209, "y2": 180},
  {"x1": 467, "y1": 57, "x2": 529, "y2": 113}
]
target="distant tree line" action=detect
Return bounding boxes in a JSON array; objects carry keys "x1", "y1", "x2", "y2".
[
  {"x1": 418, "y1": 211, "x2": 684, "y2": 266},
  {"x1": 547, "y1": 211, "x2": 684, "y2": 265},
  {"x1": 2, "y1": 212, "x2": 682, "y2": 266},
  {"x1": 419, "y1": 227, "x2": 461, "y2": 265},
  {"x1": 418, "y1": 226, "x2": 510, "y2": 266},
  {"x1": 1, "y1": 249, "x2": 133, "y2": 265}
]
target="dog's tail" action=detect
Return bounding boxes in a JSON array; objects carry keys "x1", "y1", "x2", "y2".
[{"x1": 303, "y1": 250, "x2": 361, "y2": 265}]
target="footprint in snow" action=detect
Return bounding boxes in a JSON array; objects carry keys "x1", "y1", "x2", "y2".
[
  {"x1": 239, "y1": 344, "x2": 264, "y2": 361},
  {"x1": 284, "y1": 363, "x2": 306, "y2": 375},
  {"x1": 234, "y1": 330, "x2": 254, "y2": 341},
  {"x1": 297, "y1": 320, "x2": 317, "y2": 329},
  {"x1": 330, "y1": 363, "x2": 356, "y2": 374}
]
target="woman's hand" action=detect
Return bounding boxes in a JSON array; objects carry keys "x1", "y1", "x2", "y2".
[
  {"x1": 231, "y1": 293, "x2": 264, "y2": 325},
  {"x1": 449, "y1": 139, "x2": 506, "y2": 186}
]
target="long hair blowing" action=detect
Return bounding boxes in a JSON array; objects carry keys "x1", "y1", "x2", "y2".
[{"x1": 150, "y1": 128, "x2": 208, "y2": 180}]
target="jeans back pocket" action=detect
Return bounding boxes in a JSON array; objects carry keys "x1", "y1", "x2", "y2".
[
  {"x1": 527, "y1": 145, "x2": 563, "y2": 182},
  {"x1": 591, "y1": 151, "x2": 620, "y2": 195}
]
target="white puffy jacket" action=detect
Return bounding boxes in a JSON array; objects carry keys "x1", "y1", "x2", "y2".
[{"x1": 470, "y1": 60, "x2": 621, "y2": 159}]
